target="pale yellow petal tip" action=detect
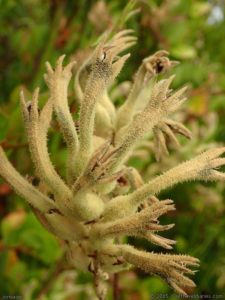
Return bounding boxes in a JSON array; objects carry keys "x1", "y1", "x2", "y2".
[
  {"x1": 19, "y1": 89, "x2": 26, "y2": 103},
  {"x1": 57, "y1": 54, "x2": 66, "y2": 64},
  {"x1": 45, "y1": 61, "x2": 53, "y2": 73}
]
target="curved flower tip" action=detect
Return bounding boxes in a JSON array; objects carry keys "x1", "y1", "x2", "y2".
[
  {"x1": 153, "y1": 118, "x2": 192, "y2": 161},
  {"x1": 149, "y1": 76, "x2": 188, "y2": 115},
  {"x1": 19, "y1": 87, "x2": 40, "y2": 120},
  {"x1": 107, "y1": 29, "x2": 137, "y2": 55},
  {"x1": 117, "y1": 245, "x2": 199, "y2": 296},
  {"x1": 143, "y1": 50, "x2": 179, "y2": 79},
  {"x1": 44, "y1": 55, "x2": 76, "y2": 88},
  {"x1": 143, "y1": 231, "x2": 176, "y2": 250},
  {"x1": 165, "y1": 118, "x2": 192, "y2": 139},
  {"x1": 194, "y1": 147, "x2": 225, "y2": 181},
  {"x1": 92, "y1": 29, "x2": 135, "y2": 66}
]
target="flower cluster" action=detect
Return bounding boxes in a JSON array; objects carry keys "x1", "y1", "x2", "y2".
[{"x1": 0, "y1": 30, "x2": 225, "y2": 299}]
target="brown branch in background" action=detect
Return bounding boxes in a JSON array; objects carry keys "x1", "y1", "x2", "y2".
[
  {"x1": 49, "y1": 0, "x2": 64, "y2": 21},
  {"x1": 147, "y1": 16, "x2": 169, "y2": 48},
  {"x1": 113, "y1": 273, "x2": 120, "y2": 300},
  {"x1": 139, "y1": 1, "x2": 169, "y2": 49},
  {"x1": 0, "y1": 140, "x2": 27, "y2": 150},
  {"x1": 0, "y1": 243, "x2": 70, "y2": 299},
  {"x1": 0, "y1": 244, "x2": 46, "y2": 263},
  {"x1": 36, "y1": 254, "x2": 67, "y2": 300},
  {"x1": 210, "y1": 90, "x2": 225, "y2": 96}
]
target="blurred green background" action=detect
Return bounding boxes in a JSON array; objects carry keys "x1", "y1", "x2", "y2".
[{"x1": 0, "y1": 0, "x2": 225, "y2": 299}]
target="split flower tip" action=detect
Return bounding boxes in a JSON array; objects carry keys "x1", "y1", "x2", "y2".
[
  {"x1": 202, "y1": 146, "x2": 225, "y2": 159},
  {"x1": 116, "y1": 245, "x2": 199, "y2": 295},
  {"x1": 194, "y1": 147, "x2": 225, "y2": 181},
  {"x1": 143, "y1": 51, "x2": 179, "y2": 77},
  {"x1": 19, "y1": 87, "x2": 40, "y2": 119},
  {"x1": 153, "y1": 117, "x2": 192, "y2": 160},
  {"x1": 44, "y1": 55, "x2": 76, "y2": 80},
  {"x1": 164, "y1": 119, "x2": 193, "y2": 140},
  {"x1": 110, "y1": 28, "x2": 136, "y2": 43},
  {"x1": 102, "y1": 30, "x2": 136, "y2": 63}
]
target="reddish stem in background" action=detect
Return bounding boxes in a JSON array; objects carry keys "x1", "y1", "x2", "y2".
[{"x1": 113, "y1": 273, "x2": 120, "y2": 300}]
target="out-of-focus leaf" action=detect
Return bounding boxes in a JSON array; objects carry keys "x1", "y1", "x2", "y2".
[
  {"x1": 188, "y1": 88, "x2": 209, "y2": 116},
  {"x1": 190, "y1": 2, "x2": 211, "y2": 18},
  {"x1": 171, "y1": 44, "x2": 197, "y2": 60},
  {"x1": 1, "y1": 212, "x2": 62, "y2": 265}
]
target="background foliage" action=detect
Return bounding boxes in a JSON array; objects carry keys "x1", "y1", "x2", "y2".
[{"x1": 0, "y1": 0, "x2": 225, "y2": 299}]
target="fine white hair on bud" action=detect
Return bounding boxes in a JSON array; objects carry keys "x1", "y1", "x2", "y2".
[{"x1": 0, "y1": 28, "x2": 224, "y2": 300}]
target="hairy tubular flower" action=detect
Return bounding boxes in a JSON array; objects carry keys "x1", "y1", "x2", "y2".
[{"x1": 0, "y1": 29, "x2": 224, "y2": 299}]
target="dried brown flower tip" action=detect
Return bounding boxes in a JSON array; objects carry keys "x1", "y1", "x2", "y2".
[{"x1": 143, "y1": 50, "x2": 179, "y2": 77}]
